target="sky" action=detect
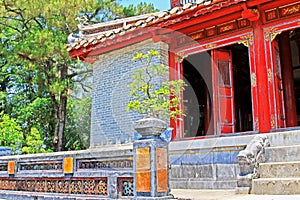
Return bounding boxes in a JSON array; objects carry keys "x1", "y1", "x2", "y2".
[{"x1": 120, "y1": 0, "x2": 171, "y2": 11}]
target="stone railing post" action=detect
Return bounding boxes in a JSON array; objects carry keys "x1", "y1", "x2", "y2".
[{"x1": 133, "y1": 117, "x2": 174, "y2": 199}]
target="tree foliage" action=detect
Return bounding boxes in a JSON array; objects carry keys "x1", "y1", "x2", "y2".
[
  {"x1": 0, "y1": 113, "x2": 23, "y2": 153},
  {"x1": 22, "y1": 127, "x2": 49, "y2": 154},
  {"x1": 127, "y1": 49, "x2": 185, "y2": 121},
  {"x1": 64, "y1": 97, "x2": 91, "y2": 150},
  {"x1": 0, "y1": 0, "x2": 157, "y2": 153}
]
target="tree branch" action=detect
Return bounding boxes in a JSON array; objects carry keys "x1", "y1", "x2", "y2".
[
  {"x1": 33, "y1": 17, "x2": 44, "y2": 30},
  {"x1": 87, "y1": 7, "x2": 101, "y2": 23},
  {"x1": 0, "y1": 22, "x2": 23, "y2": 35},
  {"x1": 67, "y1": 69, "x2": 93, "y2": 79}
]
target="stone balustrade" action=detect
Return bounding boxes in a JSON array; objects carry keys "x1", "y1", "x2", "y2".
[{"x1": 0, "y1": 145, "x2": 134, "y2": 199}]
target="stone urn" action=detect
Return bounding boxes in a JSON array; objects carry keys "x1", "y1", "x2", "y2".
[{"x1": 134, "y1": 117, "x2": 168, "y2": 137}]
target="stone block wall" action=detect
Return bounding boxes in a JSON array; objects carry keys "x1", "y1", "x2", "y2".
[
  {"x1": 90, "y1": 39, "x2": 169, "y2": 147},
  {"x1": 168, "y1": 134, "x2": 256, "y2": 189}
]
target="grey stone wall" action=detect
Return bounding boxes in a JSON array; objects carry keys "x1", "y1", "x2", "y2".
[
  {"x1": 90, "y1": 40, "x2": 169, "y2": 147},
  {"x1": 168, "y1": 134, "x2": 254, "y2": 189}
]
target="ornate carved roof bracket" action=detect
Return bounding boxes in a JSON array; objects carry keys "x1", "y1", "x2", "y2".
[
  {"x1": 177, "y1": 52, "x2": 188, "y2": 63},
  {"x1": 265, "y1": 28, "x2": 282, "y2": 42},
  {"x1": 238, "y1": 34, "x2": 253, "y2": 48},
  {"x1": 241, "y1": 3, "x2": 260, "y2": 22}
]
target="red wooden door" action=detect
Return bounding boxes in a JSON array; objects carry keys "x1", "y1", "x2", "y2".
[
  {"x1": 212, "y1": 49, "x2": 235, "y2": 134},
  {"x1": 272, "y1": 40, "x2": 285, "y2": 128}
]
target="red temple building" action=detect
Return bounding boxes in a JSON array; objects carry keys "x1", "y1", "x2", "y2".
[
  {"x1": 68, "y1": 0, "x2": 300, "y2": 141},
  {"x1": 67, "y1": 1, "x2": 300, "y2": 190},
  {"x1": 1, "y1": 1, "x2": 300, "y2": 197}
]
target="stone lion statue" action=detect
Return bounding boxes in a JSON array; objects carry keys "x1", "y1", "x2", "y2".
[{"x1": 237, "y1": 135, "x2": 270, "y2": 188}]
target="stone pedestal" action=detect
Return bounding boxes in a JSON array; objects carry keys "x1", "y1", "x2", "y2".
[{"x1": 133, "y1": 137, "x2": 173, "y2": 199}]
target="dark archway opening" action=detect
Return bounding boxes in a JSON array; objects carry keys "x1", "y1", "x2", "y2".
[
  {"x1": 183, "y1": 52, "x2": 212, "y2": 137},
  {"x1": 231, "y1": 44, "x2": 253, "y2": 132},
  {"x1": 182, "y1": 44, "x2": 253, "y2": 138},
  {"x1": 289, "y1": 28, "x2": 300, "y2": 126}
]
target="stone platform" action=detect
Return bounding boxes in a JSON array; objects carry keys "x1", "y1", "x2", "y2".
[
  {"x1": 171, "y1": 189, "x2": 300, "y2": 200},
  {"x1": 0, "y1": 129, "x2": 300, "y2": 199}
]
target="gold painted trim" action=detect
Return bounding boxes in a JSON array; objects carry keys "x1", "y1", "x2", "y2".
[
  {"x1": 251, "y1": 73, "x2": 257, "y2": 87},
  {"x1": 238, "y1": 34, "x2": 253, "y2": 47},
  {"x1": 268, "y1": 68, "x2": 273, "y2": 82},
  {"x1": 271, "y1": 115, "x2": 275, "y2": 129},
  {"x1": 255, "y1": 117, "x2": 259, "y2": 131},
  {"x1": 205, "y1": 43, "x2": 216, "y2": 49},
  {"x1": 270, "y1": 31, "x2": 282, "y2": 42},
  {"x1": 280, "y1": 3, "x2": 300, "y2": 16},
  {"x1": 178, "y1": 52, "x2": 187, "y2": 63},
  {"x1": 238, "y1": 40, "x2": 249, "y2": 47},
  {"x1": 265, "y1": 28, "x2": 282, "y2": 42}
]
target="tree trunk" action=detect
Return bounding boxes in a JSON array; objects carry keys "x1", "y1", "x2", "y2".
[
  {"x1": 51, "y1": 93, "x2": 60, "y2": 152},
  {"x1": 53, "y1": 64, "x2": 68, "y2": 152},
  {"x1": 57, "y1": 94, "x2": 67, "y2": 151}
]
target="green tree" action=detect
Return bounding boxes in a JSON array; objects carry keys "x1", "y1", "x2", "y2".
[
  {"x1": 22, "y1": 127, "x2": 49, "y2": 154},
  {"x1": 0, "y1": 0, "x2": 157, "y2": 151},
  {"x1": 127, "y1": 49, "x2": 185, "y2": 121},
  {"x1": 0, "y1": 113, "x2": 23, "y2": 153},
  {"x1": 122, "y1": 2, "x2": 158, "y2": 17}
]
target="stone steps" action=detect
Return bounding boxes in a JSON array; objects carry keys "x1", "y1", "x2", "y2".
[
  {"x1": 250, "y1": 131, "x2": 300, "y2": 195},
  {"x1": 267, "y1": 130, "x2": 300, "y2": 147},
  {"x1": 170, "y1": 180, "x2": 237, "y2": 189},
  {"x1": 251, "y1": 178, "x2": 300, "y2": 195},
  {"x1": 259, "y1": 161, "x2": 300, "y2": 178},
  {"x1": 265, "y1": 145, "x2": 300, "y2": 162}
]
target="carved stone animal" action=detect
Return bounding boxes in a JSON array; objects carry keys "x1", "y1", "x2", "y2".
[{"x1": 237, "y1": 135, "x2": 270, "y2": 179}]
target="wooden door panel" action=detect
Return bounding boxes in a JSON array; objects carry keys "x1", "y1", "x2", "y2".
[
  {"x1": 219, "y1": 97, "x2": 233, "y2": 122},
  {"x1": 212, "y1": 49, "x2": 235, "y2": 134}
]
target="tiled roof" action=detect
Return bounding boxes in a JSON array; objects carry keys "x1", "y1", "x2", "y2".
[{"x1": 67, "y1": 0, "x2": 244, "y2": 53}]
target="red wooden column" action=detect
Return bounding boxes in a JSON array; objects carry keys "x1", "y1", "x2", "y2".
[
  {"x1": 169, "y1": 51, "x2": 184, "y2": 140},
  {"x1": 169, "y1": 51, "x2": 177, "y2": 140},
  {"x1": 279, "y1": 32, "x2": 298, "y2": 127},
  {"x1": 253, "y1": 20, "x2": 271, "y2": 133}
]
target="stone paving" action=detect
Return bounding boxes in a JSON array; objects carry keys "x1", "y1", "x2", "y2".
[
  {"x1": 0, "y1": 190, "x2": 300, "y2": 199},
  {"x1": 171, "y1": 189, "x2": 300, "y2": 200}
]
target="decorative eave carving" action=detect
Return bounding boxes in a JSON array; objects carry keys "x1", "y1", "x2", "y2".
[
  {"x1": 238, "y1": 34, "x2": 253, "y2": 47},
  {"x1": 265, "y1": 28, "x2": 282, "y2": 42},
  {"x1": 178, "y1": 52, "x2": 188, "y2": 63}
]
